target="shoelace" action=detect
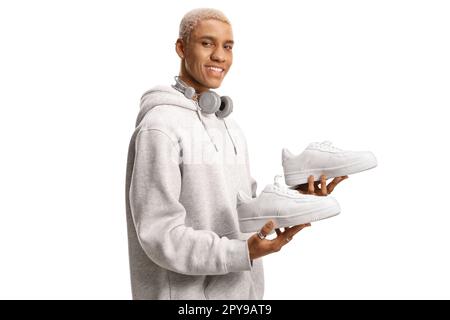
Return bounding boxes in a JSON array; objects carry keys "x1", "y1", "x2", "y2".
[
  {"x1": 273, "y1": 175, "x2": 300, "y2": 196},
  {"x1": 309, "y1": 140, "x2": 343, "y2": 152}
]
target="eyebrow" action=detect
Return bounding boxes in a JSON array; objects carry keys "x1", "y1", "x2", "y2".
[{"x1": 199, "y1": 35, "x2": 234, "y2": 45}]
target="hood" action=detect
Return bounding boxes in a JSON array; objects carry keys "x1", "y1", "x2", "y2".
[
  {"x1": 136, "y1": 85, "x2": 197, "y2": 127},
  {"x1": 135, "y1": 84, "x2": 238, "y2": 155}
]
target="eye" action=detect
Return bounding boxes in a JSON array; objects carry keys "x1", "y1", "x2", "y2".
[
  {"x1": 202, "y1": 41, "x2": 213, "y2": 47},
  {"x1": 225, "y1": 44, "x2": 233, "y2": 50}
]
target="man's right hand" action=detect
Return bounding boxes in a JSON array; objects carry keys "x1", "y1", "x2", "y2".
[{"x1": 247, "y1": 220, "x2": 311, "y2": 261}]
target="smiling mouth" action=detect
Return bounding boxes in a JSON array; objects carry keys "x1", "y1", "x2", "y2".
[{"x1": 205, "y1": 65, "x2": 224, "y2": 76}]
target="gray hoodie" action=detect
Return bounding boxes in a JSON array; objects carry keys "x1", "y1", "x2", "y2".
[{"x1": 125, "y1": 85, "x2": 264, "y2": 299}]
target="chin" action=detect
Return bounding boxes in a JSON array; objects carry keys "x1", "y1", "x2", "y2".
[{"x1": 204, "y1": 79, "x2": 223, "y2": 89}]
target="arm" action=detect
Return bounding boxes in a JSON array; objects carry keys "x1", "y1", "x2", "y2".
[{"x1": 129, "y1": 129, "x2": 251, "y2": 276}]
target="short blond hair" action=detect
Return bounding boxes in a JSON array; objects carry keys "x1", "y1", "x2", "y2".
[{"x1": 179, "y1": 8, "x2": 231, "y2": 43}]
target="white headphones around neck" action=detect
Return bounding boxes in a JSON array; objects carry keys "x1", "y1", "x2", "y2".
[{"x1": 172, "y1": 76, "x2": 233, "y2": 119}]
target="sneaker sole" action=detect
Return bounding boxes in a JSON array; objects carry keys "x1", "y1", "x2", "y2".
[
  {"x1": 238, "y1": 204, "x2": 340, "y2": 233},
  {"x1": 284, "y1": 158, "x2": 377, "y2": 186}
]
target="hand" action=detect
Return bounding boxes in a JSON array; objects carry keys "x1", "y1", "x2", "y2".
[
  {"x1": 295, "y1": 175, "x2": 348, "y2": 196},
  {"x1": 247, "y1": 220, "x2": 311, "y2": 261}
]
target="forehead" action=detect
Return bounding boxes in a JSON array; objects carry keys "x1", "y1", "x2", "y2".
[{"x1": 191, "y1": 19, "x2": 233, "y2": 41}]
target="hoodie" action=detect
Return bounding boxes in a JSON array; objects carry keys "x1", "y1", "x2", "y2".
[{"x1": 125, "y1": 85, "x2": 264, "y2": 299}]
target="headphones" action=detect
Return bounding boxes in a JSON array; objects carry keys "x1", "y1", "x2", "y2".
[{"x1": 172, "y1": 76, "x2": 233, "y2": 119}]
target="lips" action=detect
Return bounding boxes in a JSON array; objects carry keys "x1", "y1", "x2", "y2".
[{"x1": 205, "y1": 65, "x2": 224, "y2": 77}]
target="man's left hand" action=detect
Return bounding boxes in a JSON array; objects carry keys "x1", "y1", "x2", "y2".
[{"x1": 295, "y1": 175, "x2": 348, "y2": 196}]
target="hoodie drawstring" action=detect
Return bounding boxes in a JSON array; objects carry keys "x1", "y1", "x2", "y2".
[
  {"x1": 223, "y1": 119, "x2": 238, "y2": 155},
  {"x1": 196, "y1": 108, "x2": 219, "y2": 152},
  {"x1": 195, "y1": 106, "x2": 237, "y2": 155}
]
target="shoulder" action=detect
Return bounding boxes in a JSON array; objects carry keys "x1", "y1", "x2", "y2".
[
  {"x1": 136, "y1": 84, "x2": 197, "y2": 134},
  {"x1": 140, "y1": 105, "x2": 192, "y2": 129}
]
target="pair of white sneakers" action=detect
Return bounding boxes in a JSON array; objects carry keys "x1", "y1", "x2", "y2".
[{"x1": 237, "y1": 141, "x2": 377, "y2": 233}]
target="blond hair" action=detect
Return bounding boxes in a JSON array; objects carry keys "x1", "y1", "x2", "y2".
[{"x1": 179, "y1": 8, "x2": 231, "y2": 43}]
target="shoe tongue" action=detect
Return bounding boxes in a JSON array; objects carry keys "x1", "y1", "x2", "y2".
[
  {"x1": 307, "y1": 141, "x2": 320, "y2": 149},
  {"x1": 268, "y1": 176, "x2": 298, "y2": 196},
  {"x1": 273, "y1": 175, "x2": 283, "y2": 187},
  {"x1": 308, "y1": 140, "x2": 331, "y2": 148},
  {"x1": 262, "y1": 176, "x2": 283, "y2": 192},
  {"x1": 307, "y1": 140, "x2": 341, "y2": 152}
]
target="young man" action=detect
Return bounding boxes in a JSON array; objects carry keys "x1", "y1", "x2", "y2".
[{"x1": 125, "y1": 8, "x2": 343, "y2": 300}]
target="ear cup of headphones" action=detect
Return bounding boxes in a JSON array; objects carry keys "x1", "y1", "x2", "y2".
[
  {"x1": 215, "y1": 96, "x2": 233, "y2": 119},
  {"x1": 183, "y1": 86, "x2": 196, "y2": 100},
  {"x1": 198, "y1": 91, "x2": 221, "y2": 114}
]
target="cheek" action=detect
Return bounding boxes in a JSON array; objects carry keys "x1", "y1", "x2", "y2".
[
  {"x1": 192, "y1": 53, "x2": 208, "y2": 69},
  {"x1": 186, "y1": 56, "x2": 203, "y2": 73},
  {"x1": 227, "y1": 52, "x2": 233, "y2": 64},
  {"x1": 226, "y1": 57, "x2": 233, "y2": 72}
]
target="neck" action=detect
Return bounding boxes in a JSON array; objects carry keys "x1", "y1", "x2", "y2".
[{"x1": 178, "y1": 67, "x2": 209, "y2": 94}]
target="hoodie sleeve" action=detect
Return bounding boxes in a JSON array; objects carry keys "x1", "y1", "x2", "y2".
[{"x1": 129, "y1": 128, "x2": 252, "y2": 276}]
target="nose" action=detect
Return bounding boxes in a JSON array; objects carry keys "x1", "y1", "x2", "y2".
[{"x1": 211, "y1": 46, "x2": 226, "y2": 62}]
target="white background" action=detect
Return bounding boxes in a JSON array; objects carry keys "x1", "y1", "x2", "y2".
[{"x1": 1, "y1": 0, "x2": 449, "y2": 299}]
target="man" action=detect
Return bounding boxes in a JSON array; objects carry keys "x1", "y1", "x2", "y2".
[{"x1": 125, "y1": 8, "x2": 344, "y2": 300}]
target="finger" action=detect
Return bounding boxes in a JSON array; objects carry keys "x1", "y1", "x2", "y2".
[
  {"x1": 275, "y1": 228, "x2": 281, "y2": 236},
  {"x1": 274, "y1": 234, "x2": 291, "y2": 249},
  {"x1": 320, "y1": 175, "x2": 328, "y2": 196},
  {"x1": 295, "y1": 183, "x2": 308, "y2": 194},
  {"x1": 275, "y1": 223, "x2": 311, "y2": 249},
  {"x1": 307, "y1": 175, "x2": 315, "y2": 194},
  {"x1": 288, "y1": 223, "x2": 311, "y2": 237},
  {"x1": 327, "y1": 175, "x2": 348, "y2": 193},
  {"x1": 259, "y1": 220, "x2": 274, "y2": 239}
]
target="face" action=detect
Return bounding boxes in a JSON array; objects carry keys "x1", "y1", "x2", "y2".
[{"x1": 176, "y1": 19, "x2": 233, "y2": 93}]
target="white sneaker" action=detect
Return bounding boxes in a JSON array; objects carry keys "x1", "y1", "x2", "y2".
[
  {"x1": 282, "y1": 141, "x2": 377, "y2": 186},
  {"x1": 237, "y1": 176, "x2": 341, "y2": 233}
]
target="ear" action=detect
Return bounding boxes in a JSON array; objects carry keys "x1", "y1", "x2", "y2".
[{"x1": 175, "y1": 38, "x2": 185, "y2": 59}]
